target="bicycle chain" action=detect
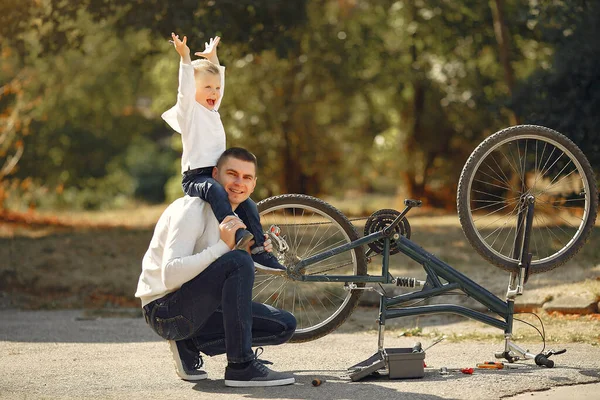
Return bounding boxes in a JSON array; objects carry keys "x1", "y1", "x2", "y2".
[{"x1": 268, "y1": 216, "x2": 369, "y2": 227}]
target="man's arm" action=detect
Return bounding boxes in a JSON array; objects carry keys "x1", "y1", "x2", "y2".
[{"x1": 161, "y1": 202, "x2": 230, "y2": 291}]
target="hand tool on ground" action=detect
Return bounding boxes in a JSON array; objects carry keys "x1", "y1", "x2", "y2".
[{"x1": 477, "y1": 361, "x2": 504, "y2": 369}]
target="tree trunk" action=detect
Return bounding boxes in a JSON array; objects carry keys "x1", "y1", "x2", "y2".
[
  {"x1": 400, "y1": 2, "x2": 427, "y2": 200},
  {"x1": 490, "y1": 0, "x2": 519, "y2": 125},
  {"x1": 278, "y1": 55, "x2": 319, "y2": 195}
]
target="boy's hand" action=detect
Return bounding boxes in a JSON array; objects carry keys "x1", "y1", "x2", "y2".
[
  {"x1": 263, "y1": 235, "x2": 274, "y2": 253},
  {"x1": 195, "y1": 36, "x2": 220, "y2": 65},
  {"x1": 171, "y1": 32, "x2": 191, "y2": 64}
]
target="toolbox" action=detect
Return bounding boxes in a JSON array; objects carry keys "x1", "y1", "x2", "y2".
[
  {"x1": 386, "y1": 347, "x2": 425, "y2": 379},
  {"x1": 348, "y1": 347, "x2": 425, "y2": 381}
]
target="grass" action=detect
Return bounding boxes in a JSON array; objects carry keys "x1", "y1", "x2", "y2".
[{"x1": 340, "y1": 307, "x2": 600, "y2": 345}]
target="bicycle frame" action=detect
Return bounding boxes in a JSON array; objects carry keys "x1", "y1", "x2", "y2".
[{"x1": 285, "y1": 197, "x2": 538, "y2": 361}]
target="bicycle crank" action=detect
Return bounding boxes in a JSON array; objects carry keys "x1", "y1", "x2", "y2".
[{"x1": 364, "y1": 209, "x2": 411, "y2": 255}]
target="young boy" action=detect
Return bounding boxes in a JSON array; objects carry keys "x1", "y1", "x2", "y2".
[{"x1": 161, "y1": 33, "x2": 284, "y2": 271}]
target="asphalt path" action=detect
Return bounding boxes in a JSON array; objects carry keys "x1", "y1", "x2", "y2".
[{"x1": 1, "y1": 309, "x2": 599, "y2": 399}]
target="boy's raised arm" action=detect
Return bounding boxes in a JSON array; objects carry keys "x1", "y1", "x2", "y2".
[
  {"x1": 195, "y1": 36, "x2": 221, "y2": 66},
  {"x1": 170, "y1": 32, "x2": 191, "y2": 64}
]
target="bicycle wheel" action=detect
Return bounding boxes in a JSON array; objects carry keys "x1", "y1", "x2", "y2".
[
  {"x1": 457, "y1": 125, "x2": 598, "y2": 273},
  {"x1": 255, "y1": 194, "x2": 368, "y2": 342}
]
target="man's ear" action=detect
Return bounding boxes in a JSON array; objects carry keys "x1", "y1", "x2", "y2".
[{"x1": 212, "y1": 167, "x2": 218, "y2": 180}]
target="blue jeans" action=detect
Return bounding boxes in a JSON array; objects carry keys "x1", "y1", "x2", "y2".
[
  {"x1": 143, "y1": 251, "x2": 296, "y2": 363},
  {"x1": 182, "y1": 169, "x2": 265, "y2": 247}
]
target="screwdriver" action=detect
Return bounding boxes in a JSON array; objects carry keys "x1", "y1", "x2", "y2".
[{"x1": 476, "y1": 362, "x2": 504, "y2": 369}]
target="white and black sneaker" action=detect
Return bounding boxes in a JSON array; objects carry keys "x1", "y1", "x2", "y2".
[
  {"x1": 168, "y1": 340, "x2": 208, "y2": 381},
  {"x1": 224, "y1": 359, "x2": 295, "y2": 387}
]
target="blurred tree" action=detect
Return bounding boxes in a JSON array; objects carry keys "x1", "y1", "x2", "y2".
[
  {"x1": 489, "y1": 0, "x2": 517, "y2": 125},
  {"x1": 512, "y1": 0, "x2": 600, "y2": 171},
  {"x1": 352, "y1": 0, "x2": 512, "y2": 205},
  {"x1": 0, "y1": 0, "x2": 308, "y2": 209},
  {"x1": 0, "y1": 0, "x2": 587, "y2": 212},
  {"x1": 190, "y1": 0, "x2": 557, "y2": 204},
  {"x1": 221, "y1": 0, "x2": 388, "y2": 196},
  {"x1": 0, "y1": 5, "x2": 172, "y2": 209}
]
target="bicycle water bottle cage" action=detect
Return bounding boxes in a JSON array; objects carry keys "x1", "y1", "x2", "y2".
[{"x1": 404, "y1": 199, "x2": 422, "y2": 208}]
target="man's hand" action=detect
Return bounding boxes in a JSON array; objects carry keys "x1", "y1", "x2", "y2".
[
  {"x1": 171, "y1": 32, "x2": 191, "y2": 64},
  {"x1": 219, "y1": 216, "x2": 247, "y2": 250},
  {"x1": 195, "y1": 36, "x2": 220, "y2": 65}
]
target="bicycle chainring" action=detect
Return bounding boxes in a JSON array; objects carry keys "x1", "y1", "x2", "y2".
[{"x1": 363, "y1": 209, "x2": 411, "y2": 255}]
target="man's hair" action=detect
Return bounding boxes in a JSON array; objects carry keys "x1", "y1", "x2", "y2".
[
  {"x1": 191, "y1": 59, "x2": 220, "y2": 77},
  {"x1": 216, "y1": 147, "x2": 258, "y2": 170}
]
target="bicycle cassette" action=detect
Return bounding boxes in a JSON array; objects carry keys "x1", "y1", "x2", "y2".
[{"x1": 364, "y1": 209, "x2": 411, "y2": 255}]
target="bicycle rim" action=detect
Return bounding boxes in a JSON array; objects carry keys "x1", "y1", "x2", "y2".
[
  {"x1": 254, "y1": 200, "x2": 361, "y2": 339},
  {"x1": 465, "y1": 132, "x2": 594, "y2": 268}
]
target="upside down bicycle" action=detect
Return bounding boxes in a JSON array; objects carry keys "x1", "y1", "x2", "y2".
[{"x1": 252, "y1": 125, "x2": 598, "y2": 369}]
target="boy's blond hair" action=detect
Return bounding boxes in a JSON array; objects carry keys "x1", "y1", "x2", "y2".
[{"x1": 191, "y1": 59, "x2": 220, "y2": 78}]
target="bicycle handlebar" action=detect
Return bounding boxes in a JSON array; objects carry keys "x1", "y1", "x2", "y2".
[{"x1": 534, "y1": 354, "x2": 555, "y2": 368}]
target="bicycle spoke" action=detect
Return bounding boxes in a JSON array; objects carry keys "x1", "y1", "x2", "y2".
[{"x1": 255, "y1": 196, "x2": 366, "y2": 340}]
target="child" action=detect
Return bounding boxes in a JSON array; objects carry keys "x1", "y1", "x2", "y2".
[{"x1": 161, "y1": 32, "x2": 285, "y2": 271}]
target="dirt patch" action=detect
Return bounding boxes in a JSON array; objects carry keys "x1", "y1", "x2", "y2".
[
  {"x1": 1, "y1": 208, "x2": 599, "y2": 344},
  {"x1": 1, "y1": 227, "x2": 152, "y2": 309}
]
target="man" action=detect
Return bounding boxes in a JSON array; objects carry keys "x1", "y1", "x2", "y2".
[{"x1": 135, "y1": 147, "x2": 296, "y2": 387}]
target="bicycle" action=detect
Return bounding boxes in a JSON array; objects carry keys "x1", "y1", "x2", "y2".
[{"x1": 252, "y1": 125, "x2": 598, "y2": 372}]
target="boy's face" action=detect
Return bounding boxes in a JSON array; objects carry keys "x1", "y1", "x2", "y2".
[{"x1": 195, "y1": 72, "x2": 221, "y2": 110}]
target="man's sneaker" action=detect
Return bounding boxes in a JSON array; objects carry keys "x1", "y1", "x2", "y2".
[
  {"x1": 252, "y1": 250, "x2": 286, "y2": 272},
  {"x1": 234, "y1": 230, "x2": 254, "y2": 250},
  {"x1": 224, "y1": 359, "x2": 295, "y2": 387},
  {"x1": 168, "y1": 340, "x2": 208, "y2": 381}
]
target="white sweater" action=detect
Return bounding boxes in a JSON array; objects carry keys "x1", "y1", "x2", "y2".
[
  {"x1": 135, "y1": 196, "x2": 231, "y2": 307},
  {"x1": 161, "y1": 62, "x2": 227, "y2": 173}
]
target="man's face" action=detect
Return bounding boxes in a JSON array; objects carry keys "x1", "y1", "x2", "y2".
[
  {"x1": 195, "y1": 72, "x2": 221, "y2": 110},
  {"x1": 212, "y1": 157, "x2": 257, "y2": 207}
]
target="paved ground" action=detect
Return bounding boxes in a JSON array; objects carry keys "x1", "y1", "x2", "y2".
[{"x1": 1, "y1": 309, "x2": 599, "y2": 399}]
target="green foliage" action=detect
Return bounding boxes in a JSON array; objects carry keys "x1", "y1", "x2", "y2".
[
  {"x1": 512, "y1": 1, "x2": 600, "y2": 170},
  {"x1": 1, "y1": 0, "x2": 597, "y2": 210},
  {"x1": 121, "y1": 135, "x2": 178, "y2": 203},
  {"x1": 1, "y1": 5, "x2": 175, "y2": 210}
]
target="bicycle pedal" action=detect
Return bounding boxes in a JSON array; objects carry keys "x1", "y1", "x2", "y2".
[{"x1": 404, "y1": 199, "x2": 422, "y2": 208}]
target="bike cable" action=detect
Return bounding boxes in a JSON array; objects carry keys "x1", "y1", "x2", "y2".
[{"x1": 514, "y1": 312, "x2": 546, "y2": 354}]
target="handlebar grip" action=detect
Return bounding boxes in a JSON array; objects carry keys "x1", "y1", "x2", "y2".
[{"x1": 535, "y1": 354, "x2": 555, "y2": 368}]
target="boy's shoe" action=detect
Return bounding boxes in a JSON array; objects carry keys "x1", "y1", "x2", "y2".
[
  {"x1": 224, "y1": 359, "x2": 295, "y2": 387},
  {"x1": 252, "y1": 250, "x2": 286, "y2": 272},
  {"x1": 168, "y1": 340, "x2": 208, "y2": 381},
  {"x1": 234, "y1": 230, "x2": 254, "y2": 250}
]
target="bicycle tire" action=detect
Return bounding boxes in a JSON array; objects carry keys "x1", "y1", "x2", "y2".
[
  {"x1": 255, "y1": 194, "x2": 368, "y2": 342},
  {"x1": 457, "y1": 125, "x2": 598, "y2": 273}
]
